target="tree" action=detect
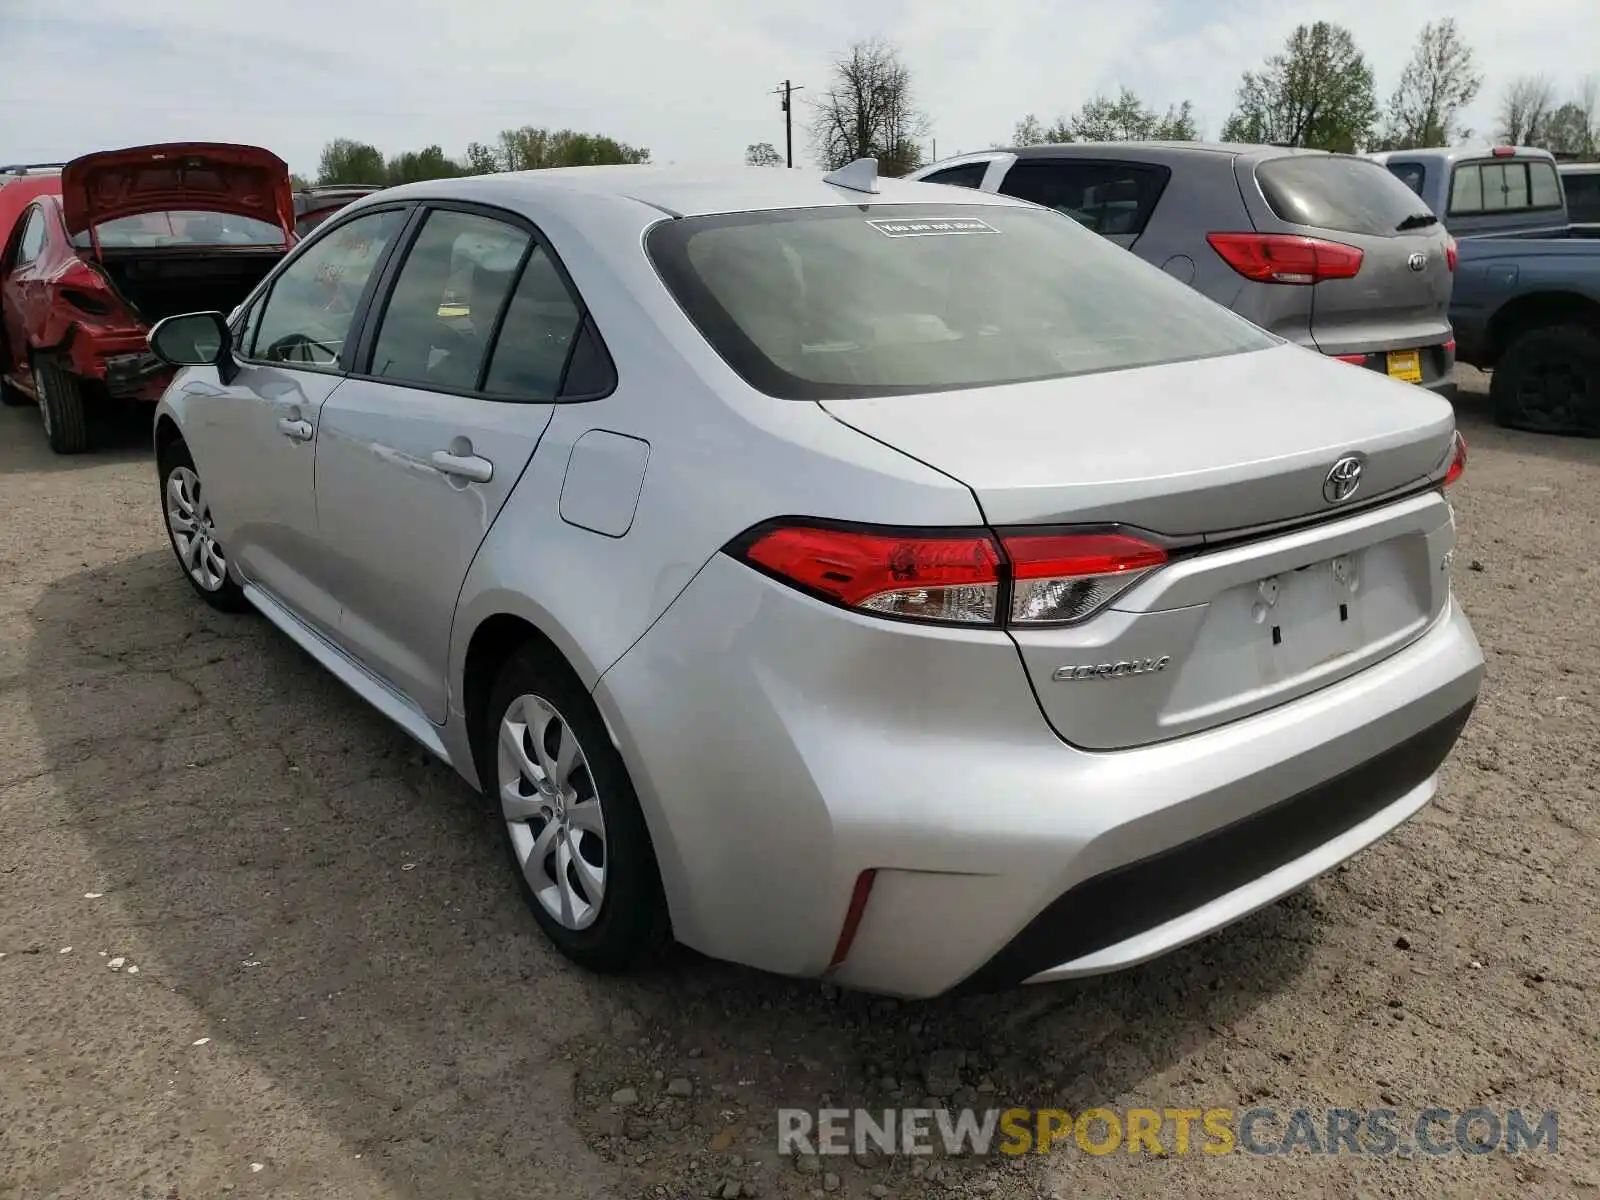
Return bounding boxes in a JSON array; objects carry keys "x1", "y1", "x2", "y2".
[
  {"x1": 1220, "y1": 22, "x2": 1380, "y2": 152},
  {"x1": 809, "y1": 38, "x2": 930, "y2": 176},
  {"x1": 1496, "y1": 76, "x2": 1556, "y2": 145},
  {"x1": 745, "y1": 142, "x2": 784, "y2": 167},
  {"x1": 463, "y1": 141, "x2": 502, "y2": 175},
  {"x1": 1381, "y1": 18, "x2": 1481, "y2": 149},
  {"x1": 385, "y1": 145, "x2": 462, "y2": 185},
  {"x1": 1011, "y1": 114, "x2": 1072, "y2": 146},
  {"x1": 316, "y1": 138, "x2": 387, "y2": 186},
  {"x1": 1065, "y1": 88, "x2": 1198, "y2": 141},
  {"x1": 495, "y1": 126, "x2": 650, "y2": 171},
  {"x1": 1540, "y1": 102, "x2": 1593, "y2": 157},
  {"x1": 289, "y1": 173, "x2": 310, "y2": 190}
]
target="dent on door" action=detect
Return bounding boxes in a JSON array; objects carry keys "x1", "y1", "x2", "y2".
[{"x1": 558, "y1": 430, "x2": 651, "y2": 538}]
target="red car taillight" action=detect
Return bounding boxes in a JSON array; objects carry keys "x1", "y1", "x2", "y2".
[
  {"x1": 1206, "y1": 232, "x2": 1364, "y2": 285},
  {"x1": 1446, "y1": 237, "x2": 1458, "y2": 272},
  {"x1": 731, "y1": 522, "x2": 1169, "y2": 627},
  {"x1": 1444, "y1": 431, "x2": 1468, "y2": 487}
]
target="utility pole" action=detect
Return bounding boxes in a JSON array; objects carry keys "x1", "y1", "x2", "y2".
[{"x1": 773, "y1": 80, "x2": 804, "y2": 167}]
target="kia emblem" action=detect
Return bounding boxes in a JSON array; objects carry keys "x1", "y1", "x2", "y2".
[{"x1": 1407, "y1": 252, "x2": 1428, "y2": 272}]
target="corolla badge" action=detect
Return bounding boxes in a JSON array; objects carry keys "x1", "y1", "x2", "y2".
[
  {"x1": 1052, "y1": 656, "x2": 1171, "y2": 682},
  {"x1": 1323, "y1": 454, "x2": 1365, "y2": 504}
]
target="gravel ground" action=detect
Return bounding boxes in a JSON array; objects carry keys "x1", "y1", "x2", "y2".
[{"x1": 1, "y1": 370, "x2": 1597, "y2": 1200}]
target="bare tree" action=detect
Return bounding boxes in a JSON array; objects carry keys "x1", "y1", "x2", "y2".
[
  {"x1": 809, "y1": 39, "x2": 930, "y2": 176},
  {"x1": 1496, "y1": 76, "x2": 1556, "y2": 145},
  {"x1": 744, "y1": 142, "x2": 784, "y2": 167},
  {"x1": 1578, "y1": 75, "x2": 1600, "y2": 158},
  {"x1": 1382, "y1": 18, "x2": 1481, "y2": 148}
]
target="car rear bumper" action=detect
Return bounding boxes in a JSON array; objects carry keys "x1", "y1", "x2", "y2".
[{"x1": 597, "y1": 553, "x2": 1484, "y2": 998}]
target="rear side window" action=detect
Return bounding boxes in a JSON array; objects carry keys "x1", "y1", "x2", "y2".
[
  {"x1": 1256, "y1": 155, "x2": 1436, "y2": 236},
  {"x1": 920, "y1": 162, "x2": 989, "y2": 190},
  {"x1": 15, "y1": 206, "x2": 47, "y2": 264},
  {"x1": 997, "y1": 160, "x2": 1170, "y2": 236},
  {"x1": 1385, "y1": 162, "x2": 1426, "y2": 196},
  {"x1": 1565, "y1": 172, "x2": 1600, "y2": 222},
  {"x1": 481, "y1": 247, "x2": 585, "y2": 399},
  {"x1": 1448, "y1": 159, "x2": 1563, "y2": 216},
  {"x1": 369, "y1": 209, "x2": 530, "y2": 391},
  {"x1": 646, "y1": 204, "x2": 1275, "y2": 401}
]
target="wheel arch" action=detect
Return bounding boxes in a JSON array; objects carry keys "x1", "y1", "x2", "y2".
[
  {"x1": 453, "y1": 600, "x2": 690, "y2": 930},
  {"x1": 1484, "y1": 291, "x2": 1600, "y2": 366},
  {"x1": 154, "y1": 411, "x2": 184, "y2": 460}
]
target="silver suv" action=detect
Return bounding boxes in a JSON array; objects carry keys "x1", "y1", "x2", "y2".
[{"x1": 909, "y1": 143, "x2": 1458, "y2": 392}]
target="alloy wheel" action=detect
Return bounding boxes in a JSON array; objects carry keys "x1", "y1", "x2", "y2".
[
  {"x1": 165, "y1": 466, "x2": 228, "y2": 592},
  {"x1": 497, "y1": 693, "x2": 608, "y2": 930}
]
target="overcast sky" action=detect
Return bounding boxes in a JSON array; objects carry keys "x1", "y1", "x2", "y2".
[{"x1": 2, "y1": 0, "x2": 1596, "y2": 176}]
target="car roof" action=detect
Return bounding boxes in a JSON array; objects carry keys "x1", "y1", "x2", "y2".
[
  {"x1": 1367, "y1": 145, "x2": 1559, "y2": 166},
  {"x1": 373, "y1": 164, "x2": 1032, "y2": 219},
  {"x1": 1010, "y1": 141, "x2": 1298, "y2": 160},
  {"x1": 1557, "y1": 161, "x2": 1600, "y2": 174}
]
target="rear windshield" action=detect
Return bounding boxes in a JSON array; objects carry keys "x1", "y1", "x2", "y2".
[
  {"x1": 646, "y1": 204, "x2": 1275, "y2": 400},
  {"x1": 1256, "y1": 155, "x2": 1437, "y2": 237},
  {"x1": 71, "y1": 211, "x2": 285, "y2": 249}
]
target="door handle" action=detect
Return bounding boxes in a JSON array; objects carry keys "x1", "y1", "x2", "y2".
[
  {"x1": 430, "y1": 450, "x2": 493, "y2": 483},
  {"x1": 277, "y1": 417, "x2": 313, "y2": 442}
]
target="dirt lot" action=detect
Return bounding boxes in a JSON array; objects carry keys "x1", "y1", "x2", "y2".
[{"x1": 1, "y1": 371, "x2": 1597, "y2": 1200}]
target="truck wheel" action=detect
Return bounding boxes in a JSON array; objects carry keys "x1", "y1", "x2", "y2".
[
  {"x1": 34, "y1": 356, "x2": 92, "y2": 454},
  {"x1": 1490, "y1": 324, "x2": 1600, "y2": 437}
]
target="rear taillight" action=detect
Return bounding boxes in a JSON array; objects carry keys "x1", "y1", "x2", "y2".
[
  {"x1": 731, "y1": 522, "x2": 1169, "y2": 627},
  {"x1": 1206, "y1": 232, "x2": 1364, "y2": 285},
  {"x1": 1445, "y1": 237, "x2": 1458, "y2": 272},
  {"x1": 1334, "y1": 353, "x2": 1368, "y2": 366},
  {"x1": 1444, "y1": 432, "x2": 1467, "y2": 487},
  {"x1": 1491, "y1": 146, "x2": 1516, "y2": 157}
]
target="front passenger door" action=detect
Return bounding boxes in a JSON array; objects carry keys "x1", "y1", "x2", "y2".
[{"x1": 181, "y1": 206, "x2": 409, "y2": 638}]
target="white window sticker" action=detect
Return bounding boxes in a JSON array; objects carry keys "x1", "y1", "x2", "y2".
[{"x1": 866, "y1": 217, "x2": 1000, "y2": 238}]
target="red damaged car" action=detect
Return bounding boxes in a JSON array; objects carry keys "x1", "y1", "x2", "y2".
[{"x1": 0, "y1": 142, "x2": 295, "y2": 453}]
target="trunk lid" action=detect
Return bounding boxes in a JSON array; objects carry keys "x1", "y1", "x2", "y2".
[
  {"x1": 60, "y1": 142, "x2": 294, "y2": 243},
  {"x1": 819, "y1": 343, "x2": 1455, "y2": 534},
  {"x1": 821, "y1": 342, "x2": 1459, "y2": 750},
  {"x1": 1306, "y1": 223, "x2": 1453, "y2": 357}
]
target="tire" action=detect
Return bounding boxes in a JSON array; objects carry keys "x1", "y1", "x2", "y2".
[
  {"x1": 1489, "y1": 323, "x2": 1600, "y2": 436},
  {"x1": 481, "y1": 641, "x2": 671, "y2": 972},
  {"x1": 33, "y1": 356, "x2": 91, "y2": 454},
  {"x1": 157, "y1": 439, "x2": 249, "y2": 612}
]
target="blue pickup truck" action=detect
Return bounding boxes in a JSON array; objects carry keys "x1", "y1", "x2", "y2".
[{"x1": 1368, "y1": 145, "x2": 1600, "y2": 435}]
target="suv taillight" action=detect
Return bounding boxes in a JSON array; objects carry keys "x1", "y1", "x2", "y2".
[
  {"x1": 1206, "y1": 232, "x2": 1364, "y2": 285},
  {"x1": 729, "y1": 521, "x2": 1169, "y2": 628},
  {"x1": 1446, "y1": 236, "x2": 1458, "y2": 272}
]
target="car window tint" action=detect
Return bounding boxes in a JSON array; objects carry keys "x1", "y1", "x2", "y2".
[
  {"x1": 1255, "y1": 155, "x2": 1434, "y2": 236},
  {"x1": 998, "y1": 160, "x2": 1169, "y2": 236},
  {"x1": 1566, "y1": 172, "x2": 1600, "y2": 222},
  {"x1": 557, "y1": 316, "x2": 617, "y2": 398},
  {"x1": 1385, "y1": 162, "x2": 1426, "y2": 196},
  {"x1": 16, "y1": 207, "x2": 47, "y2": 264},
  {"x1": 369, "y1": 209, "x2": 529, "y2": 391},
  {"x1": 482, "y1": 245, "x2": 584, "y2": 399},
  {"x1": 647, "y1": 204, "x2": 1275, "y2": 401},
  {"x1": 254, "y1": 209, "x2": 406, "y2": 367},
  {"x1": 921, "y1": 163, "x2": 989, "y2": 190}
]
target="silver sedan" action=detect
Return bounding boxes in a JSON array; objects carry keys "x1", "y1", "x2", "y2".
[{"x1": 146, "y1": 162, "x2": 1483, "y2": 998}]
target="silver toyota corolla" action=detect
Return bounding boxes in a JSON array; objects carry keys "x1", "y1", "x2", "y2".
[{"x1": 146, "y1": 163, "x2": 1483, "y2": 998}]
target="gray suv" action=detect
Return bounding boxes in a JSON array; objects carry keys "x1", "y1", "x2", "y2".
[{"x1": 908, "y1": 143, "x2": 1457, "y2": 392}]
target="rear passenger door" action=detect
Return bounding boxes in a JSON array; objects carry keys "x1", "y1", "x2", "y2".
[
  {"x1": 994, "y1": 158, "x2": 1169, "y2": 248},
  {"x1": 313, "y1": 202, "x2": 605, "y2": 722}
]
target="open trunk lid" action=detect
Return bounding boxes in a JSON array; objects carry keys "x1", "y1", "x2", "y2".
[
  {"x1": 821, "y1": 342, "x2": 1461, "y2": 749},
  {"x1": 60, "y1": 142, "x2": 294, "y2": 244}
]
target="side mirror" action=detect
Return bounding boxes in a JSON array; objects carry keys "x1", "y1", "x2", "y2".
[{"x1": 149, "y1": 311, "x2": 235, "y2": 382}]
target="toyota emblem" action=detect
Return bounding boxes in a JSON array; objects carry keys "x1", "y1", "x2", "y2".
[
  {"x1": 1323, "y1": 455, "x2": 1365, "y2": 504},
  {"x1": 1407, "y1": 252, "x2": 1428, "y2": 272}
]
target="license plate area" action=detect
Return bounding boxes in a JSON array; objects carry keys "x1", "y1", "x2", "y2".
[
  {"x1": 1163, "y1": 536, "x2": 1435, "y2": 721},
  {"x1": 1386, "y1": 349, "x2": 1423, "y2": 383}
]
